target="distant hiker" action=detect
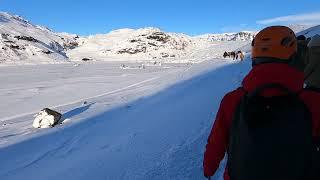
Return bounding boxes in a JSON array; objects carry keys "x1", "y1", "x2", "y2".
[
  {"x1": 304, "y1": 34, "x2": 320, "y2": 90},
  {"x1": 237, "y1": 51, "x2": 244, "y2": 61},
  {"x1": 239, "y1": 51, "x2": 244, "y2": 61},
  {"x1": 230, "y1": 51, "x2": 236, "y2": 60},
  {"x1": 290, "y1": 35, "x2": 309, "y2": 72},
  {"x1": 203, "y1": 26, "x2": 320, "y2": 180},
  {"x1": 223, "y1": 51, "x2": 229, "y2": 58}
]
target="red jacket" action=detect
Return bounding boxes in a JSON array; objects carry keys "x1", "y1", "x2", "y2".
[{"x1": 203, "y1": 63, "x2": 320, "y2": 179}]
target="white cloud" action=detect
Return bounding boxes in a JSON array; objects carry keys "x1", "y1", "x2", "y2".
[
  {"x1": 257, "y1": 12, "x2": 320, "y2": 25},
  {"x1": 220, "y1": 24, "x2": 258, "y2": 33}
]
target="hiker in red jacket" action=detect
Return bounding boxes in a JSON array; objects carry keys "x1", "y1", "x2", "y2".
[{"x1": 203, "y1": 26, "x2": 320, "y2": 180}]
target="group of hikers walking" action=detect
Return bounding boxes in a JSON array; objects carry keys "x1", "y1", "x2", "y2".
[
  {"x1": 223, "y1": 51, "x2": 245, "y2": 61},
  {"x1": 203, "y1": 26, "x2": 320, "y2": 180}
]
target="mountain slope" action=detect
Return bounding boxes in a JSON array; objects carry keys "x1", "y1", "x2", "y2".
[
  {"x1": 67, "y1": 28, "x2": 196, "y2": 61},
  {"x1": 68, "y1": 28, "x2": 253, "y2": 62},
  {"x1": 0, "y1": 12, "x2": 252, "y2": 64},
  {"x1": 297, "y1": 25, "x2": 320, "y2": 37},
  {"x1": 196, "y1": 31, "x2": 255, "y2": 42},
  {"x1": 0, "y1": 12, "x2": 79, "y2": 64}
]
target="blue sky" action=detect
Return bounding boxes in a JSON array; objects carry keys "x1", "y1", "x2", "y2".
[{"x1": 1, "y1": 0, "x2": 320, "y2": 35}]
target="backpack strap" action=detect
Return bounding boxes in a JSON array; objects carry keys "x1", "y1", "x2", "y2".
[{"x1": 247, "y1": 83, "x2": 298, "y2": 98}]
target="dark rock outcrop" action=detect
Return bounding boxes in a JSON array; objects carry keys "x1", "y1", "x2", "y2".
[
  {"x1": 117, "y1": 47, "x2": 147, "y2": 54},
  {"x1": 146, "y1": 32, "x2": 170, "y2": 43},
  {"x1": 14, "y1": 35, "x2": 38, "y2": 42},
  {"x1": 10, "y1": 44, "x2": 25, "y2": 50},
  {"x1": 82, "y1": 57, "x2": 92, "y2": 61}
]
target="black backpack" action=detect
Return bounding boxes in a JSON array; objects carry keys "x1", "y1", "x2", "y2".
[{"x1": 228, "y1": 83, "x2": 314, "y2": 180}]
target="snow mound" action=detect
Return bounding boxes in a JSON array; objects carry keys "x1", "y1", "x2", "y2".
[
  {"x1": 32, "y1": 108, "x2": 62, "y2": 128},
  {"x1": 33, "y1": 110, "x2": 56, "y2": 128}
]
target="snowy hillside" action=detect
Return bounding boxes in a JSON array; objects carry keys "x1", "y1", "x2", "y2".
[
  {"x1": 67, "y1": 28, "x2": 196, "y2": 62},
  {"x1": 297, "y1": 25, "x2": 320, "y2": 37},
  {"x1": 196, "y1": 31, "x2": 255, "y2": 42},
  {"x1": 0, "y1": 12, "x2": 80, "y2": 64},
  {"x1": 288, "y1": 24, "x2": 313, "y2": 34},
  {"x1": 0, "y1": 12, "x2": 252, "y2": 64},
  {"x1": 67, "y1": 28, "x2": 254, "y2": 63}
]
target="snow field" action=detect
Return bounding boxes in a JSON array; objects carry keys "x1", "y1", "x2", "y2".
[{"x1": 0, "y1": 59, "x2": 251, "y2": 180}]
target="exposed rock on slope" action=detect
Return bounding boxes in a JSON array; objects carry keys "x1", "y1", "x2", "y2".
[
  {"x1": 197, "y1": 31, "x2": 255, "y2": 42},
  {"x1": 67, "y1": 28, "x2": 196, "y2": 61},
  {"x1": 0, "y1": 12, "x2": 80, "y2": 64}
]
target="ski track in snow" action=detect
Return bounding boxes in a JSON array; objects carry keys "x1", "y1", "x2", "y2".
[
  {"x1": 0, "y1": 76, "x2": 161, "y2": 123},
  {"x1": 0, "y1": 59, "x2": 250, "y2": 180}
]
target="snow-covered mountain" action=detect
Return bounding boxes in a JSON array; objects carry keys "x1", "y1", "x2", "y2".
[
  {"x1": 0, "y1": 12, "x2": 80, "y2": 64},
  {"x1": 68, "y1": 28, "x2": 256, "y2": 62},
  {"x1": 67, "y1": 28, "x2": 196, "y2": 61},
  {"x1": 196, "y1": 31, "x2": 255, "y2": 42},
  {"x1": 0, "y1": 12, "x2": 254, "y2": 64},
  {"x1": 288, "y1": 24, "x2": 313, "y2": 34},
  {"x1": 297, "y1": 25, "x2": 320, "y2": 37}
]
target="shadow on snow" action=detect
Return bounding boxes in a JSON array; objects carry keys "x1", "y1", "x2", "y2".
[{"x1": 0, "y1": 60, "x2": 251, "y2": 180}]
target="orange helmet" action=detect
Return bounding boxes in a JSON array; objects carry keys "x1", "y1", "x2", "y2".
[{"x1": 252, "y1": 26, "x2": 297, "y2": 60}]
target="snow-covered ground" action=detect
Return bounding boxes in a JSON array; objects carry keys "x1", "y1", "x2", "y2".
[
  {"x1": 0, "y1": 58, "x2": 250, "y2": 180},
  {"x1": 0, "y1": 62, "x2": 191, "y2": 145}
]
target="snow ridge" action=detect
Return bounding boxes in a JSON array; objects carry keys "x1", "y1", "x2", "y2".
[{"x1": 196, "y1": 31, "x2": 256, "y2": 42}]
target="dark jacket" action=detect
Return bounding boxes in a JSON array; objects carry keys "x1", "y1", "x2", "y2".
[
  {"x1": 305, "y1": 42, "x2": 320, "y2": 88},
  {"x1": 290, "y1": 39, "x2": 309, "y2": 72}
]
